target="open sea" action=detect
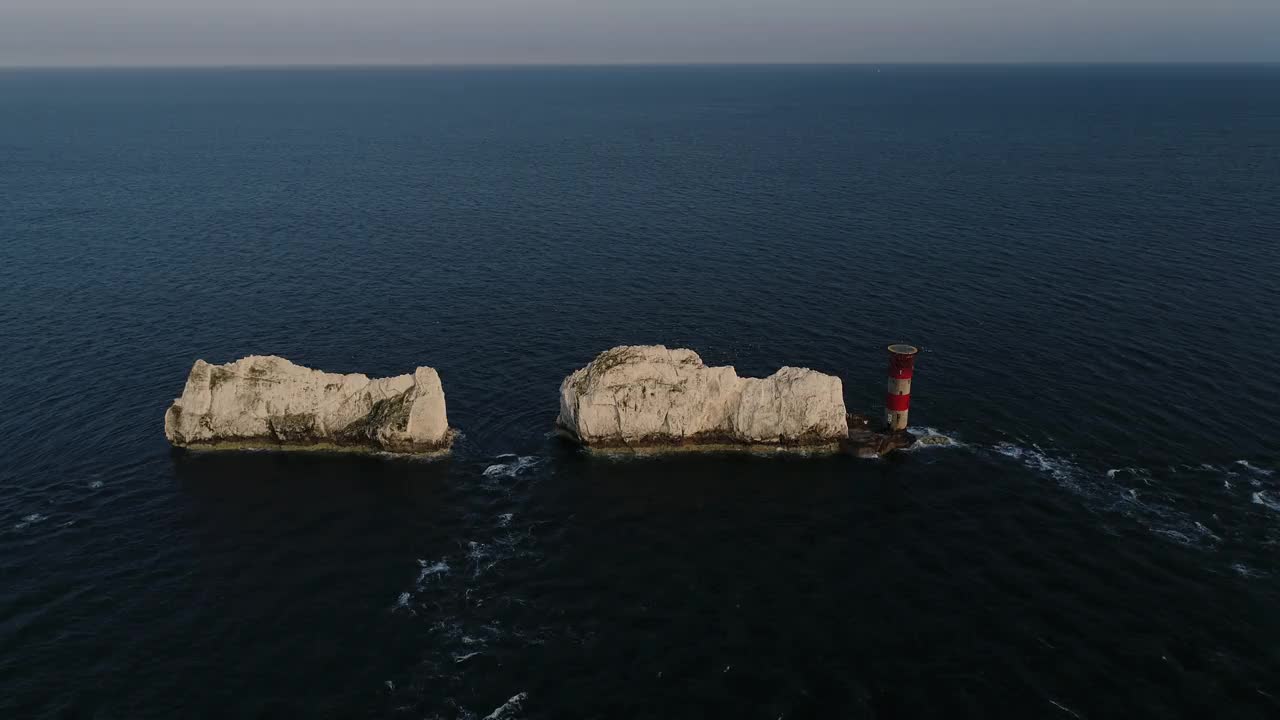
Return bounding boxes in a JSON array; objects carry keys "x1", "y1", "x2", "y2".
[{"x1": 1, "y1": 65, "x2": 1278, "y2": 719}]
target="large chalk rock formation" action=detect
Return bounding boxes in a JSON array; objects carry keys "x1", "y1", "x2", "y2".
[
  {"x1": 557, "y1": 346, "x2": 848, "y2": 449},
  {"x1": 164, "y1": 355, "x2": 453, "y2": 453}
]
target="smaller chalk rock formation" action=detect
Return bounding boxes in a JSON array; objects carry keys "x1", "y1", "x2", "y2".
[
  {"x1": 164, "y1": 356, "x2": 453, "y2": 453},
  {"x1": 557, "y1": 345, "x2": 848, "y2": 450}
]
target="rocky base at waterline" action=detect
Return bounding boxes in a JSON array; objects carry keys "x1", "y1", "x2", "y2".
[
  {"x1": 556, "y1": 345, "x2": 849, "y2": 451},
  {"x1": 841, "y1": 414, "x2": 918, "y2": 458},
  {"x1": 164, "y1": 356, "x2": 454, "y2": 454}
]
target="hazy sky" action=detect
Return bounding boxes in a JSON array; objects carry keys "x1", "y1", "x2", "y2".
[{"x1": 1, "y1": 1, "x2": 1277, "y2": 66}]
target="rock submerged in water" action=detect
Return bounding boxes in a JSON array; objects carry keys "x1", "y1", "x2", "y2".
[
  {"x1": 556, "y1": 345, "x2": 848, "y2": 450},
  {"x1": 164, "y1": 355, "x2": 454, "y2": 454}
]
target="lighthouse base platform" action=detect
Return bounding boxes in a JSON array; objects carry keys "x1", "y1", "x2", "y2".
[{"x1": 839, "y1": 414, "x2": 917, "y2": 458}]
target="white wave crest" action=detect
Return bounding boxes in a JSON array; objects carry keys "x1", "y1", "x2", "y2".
[
  {"x1": 1106, "y1": 467, "x2": 1152, "y2": 481},
  {"x1": 1252, "y1": 491, "x2": 1280, "y2": 513},
  {"x1": 483, "y1": 692, "x2": 528, "y2": 720},
  {"x1": 1152, "y1": 528, "x2": 1195, "y2": 546},
  {"x1": 484, "y1": 456, "x2": 541, "y2": 479},
  {"x1": 13, "y1": 513, "x2": 47, "y2": 530},
  {"x1": 1231, "y1": 563, "x2": 1266, "y2": 578},
  {"x1": 1236, "y1": 460, "x2": 1275, "y2": 477},
  {"x1": 416, "y1": 559, "x2": 451, "y2": 588},
  {"x1": 1193, "y1": 521, "x2": 1221, "y2": 542}
]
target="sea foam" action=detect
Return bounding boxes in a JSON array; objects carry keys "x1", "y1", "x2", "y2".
[
  {"x1": 483, "y1": 692, "x2": 528, "y2": 720},
  {"x1": 904, "y1": 426, "x2": 962, "y2": 450},
  {"x1": 1236, "y1": 460, "x2": 1274, "y2": 477},
  {"x1": 416, "y1": 559, "x2": 451, "y2": 588},
  {"x1": 1251, "y1": 491, "x2": 1280, "y2": 513},
  {"x1": 483, "y1": 456, "x2": 541, "y2": 479},
  {"x1": 13, "y1": 513, "x2": 47, "y2": 530}
]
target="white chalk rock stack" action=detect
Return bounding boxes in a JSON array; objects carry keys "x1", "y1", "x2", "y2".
[
  {"x1": 557, "y1": 345, "x2": 848, "y2": 449},
  {"x1": 164, "y1": 355, "x2": 453, "y2": 453}
]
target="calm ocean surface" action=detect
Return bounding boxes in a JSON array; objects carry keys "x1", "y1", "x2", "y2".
[{"x1": 1, "y1": 65, "x2": 1278, "y2": 719}]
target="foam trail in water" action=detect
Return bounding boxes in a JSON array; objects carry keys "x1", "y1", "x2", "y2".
[
  {"x1": 993, "y1": 443, "x2": 1085, "y2": 491},
  {"x1": 992, "y1": 442, "x2": 1231, "y2": 550},
  {"x1": 1049, "y1": 699, "x2": 1083, "y2": 719}
]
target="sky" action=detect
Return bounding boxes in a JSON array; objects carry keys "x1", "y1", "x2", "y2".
[{"x1": 0, "y1": 0, "x2": 1277, "y2": 66}]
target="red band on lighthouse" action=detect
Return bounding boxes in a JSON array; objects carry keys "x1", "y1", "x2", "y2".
[
  {"x1": 888, "y1": 353, "x2": 916, "y2": 379},
  {"x1": 885, "y1": 344, "x2": 919, "y2": 432}
]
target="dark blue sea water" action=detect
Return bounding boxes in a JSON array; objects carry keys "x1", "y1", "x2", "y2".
[{"x1": 2, "y1": 65, "x2": 1278, "y2": 719}]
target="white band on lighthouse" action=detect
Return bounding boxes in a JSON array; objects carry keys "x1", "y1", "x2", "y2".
[{"x1": 885, "y1": 344, "x2": 918, "y2": 432}]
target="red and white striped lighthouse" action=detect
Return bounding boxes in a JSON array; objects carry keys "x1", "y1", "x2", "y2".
[{"x1": 886, "y1": 344, "x2": 919, "y2": 432}]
